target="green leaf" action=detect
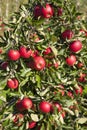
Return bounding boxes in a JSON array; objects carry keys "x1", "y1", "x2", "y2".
[
  {"x1": 51, "y1": 46, "x2": 58, "y2": 56},
  {"x1": 77, "y1": 118, "x2": 87, "y2": 124},
  {"x1": 36, "y1": 74, "x2": 41, "y2": 88},
  {"x1": 30, "y1": 114, "x2": 39, "y2": 122},
  {"x1": 63, "y1": 108, "x2": 74, "y2": 115},
  {"x1": 0, "y1": 78, "x2": 7, "y2": 90}
]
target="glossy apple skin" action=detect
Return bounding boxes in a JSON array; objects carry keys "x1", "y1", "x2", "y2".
[
  {"x1": 16, "y1": 98, "x2": 33, "y2": 111},
  {"x1": 7, "y1": 78, "x2": 19, "y2": 89},
  {"x1": 33, "y1": 56, "x2": 46, "y2": 70},
  {"x1": 66, "y1": 55, "x2": 76, "y2": 66},
  {"x1": 8, "y1": 49, "x2": 20, "y2": 61},
  {"x1": 42, "y1": 4, "x2": 54, "y2": 18},
  {"x1": 43, "y1": 47, "x2": 52, "y2": 55},
  {"x1": 28, "y1": 121, "x2": 36, "y2": 129},
  {"x1": 19, "y1": 46, "x2": 32, "y2": 58},
  {"x1": 61, "y1": 30, "x2": 74, "y2": 40},
  {"x1": 39, "y1": 101, "x2": 51, "y2": 113},
  {"x1": 69, "y1": 40, "x2": 82, "y2": 53}
]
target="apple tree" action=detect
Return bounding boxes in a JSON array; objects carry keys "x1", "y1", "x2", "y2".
[{"x1": 0, "y1": 0, "x2": 87, "y2": 130}]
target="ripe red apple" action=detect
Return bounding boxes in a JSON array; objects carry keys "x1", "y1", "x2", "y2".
[
  {"x1": 69, "y1": 40, "x2": 82, "y2": 53},
  {"x1": 39, "y1": 101, "x2": 51, "y2": 113},
  {"x1": 77, "y1": 62, "x2": 84, "y2": 68},
  {"x1": 57, "y1": 8, "x2": 63, "y2": 16},
  {"x1": 78, "y1": 73, "x2": 86, "y2": 82},
  {"x1": 67, "y1": 91, "x2": 74, "y2": 99},
  {"x1": 61, "y1": 30, "x2": 74, "y2": 39},
  {"x1": 75, "y1": 86, "x2": 83, "y2": 95},
  {"x1": 52, "y1": 102, "x2": 62, "y2": 112},
  {"x1": 31, "y1": 50, "x2": 39, "y2": 58},
  {"x1": 16, "y1": 98, "x2": 33, "y2": 111},
  {"x1": 42, "y1": 4, "x2": 54, "y2": 18},
  {"x1": 19, "y1": 46, "x2": 32, "y2": 58},
  {"x1": 34, "y1": 5, "x2": 43, "y2": 18},
  {"x1": 66, "y1": 55, "x2": 76, "y2": 66},
  {"x1": 8, "y1": 49, "x2": 20, "y2": 61},
  {"x1": 7, "y1": 78, "x2": 19, "y2": 89},
  {"x1": 28, "y1": 121, "x2": 36, "y2": 129},
  {"x1": 33, "y1": 56, "x2": 46, "y2": 70},
  {"x1": 43, "y1": 47, "x2": 52, "y2": 55}
]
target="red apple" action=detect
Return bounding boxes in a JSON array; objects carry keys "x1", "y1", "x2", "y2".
[
  {"x1": 66, "y1": 55, "x2": 76, "y2": 66},
  {"x1": 34, "y1": 5, "x2": 43, "y2": 18},
  {"x1": 8, "y1": 49, "x2": 20, "y2": 61},
  {"x1": 42, "y1": 4, "x2": 54, "y2": 18},
  {"x1": 39, "y1": 101, "x2": 51, "y2": 113},
  {"x1": 77, "y1": 62, "x2": 84, "y2": 68},
  {"x1": 61, "y1": 30, "x2": 74, "y2": 39},
  {"x1": 16, "y1": 98, "x2": 33, "y2": 111},
  {"x1": 0, "y1": 61, "x2": 8, "y2": 69},
  {"x1": 7, "y1": 78, "x2": 19, "y2": 89},
  {"x1": 43, "y1": 47, "x2": 52, "y2": 55},
  {"x1": 67, "y1": 91, "x2": 74, "y2": 99},
  {"x1": 31, "y1": 50, "x2": 39, "y2": 58},
  {"x1": 33, "y1": 56, "x2": 46, "y2": 70},
  {"x1": 19, "y1": 46, "x2": 32, "y2": 58},
  {"x1": 78, "y1": 73, "x2": 86, "y2": 82},
  {"x1": 69, "y1": 40, "x2": 82, "y2": 53},
  {"x1": 52, "y1": 102, "x2": 62, "y2": 112},
  {"x1": 28, "y1": 121, "x2": 36, "y2": 129},
  {"x1": 75, "y1": 86, "x2": 83, "y2": 95}
]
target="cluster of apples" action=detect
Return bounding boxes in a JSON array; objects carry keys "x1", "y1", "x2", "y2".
[
  {"x1": 12, "y1": 97, "x2": 65, "y2": 129},
  {"x1": 34, "y1": 3, "x2": 63, "y2": 19}
]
